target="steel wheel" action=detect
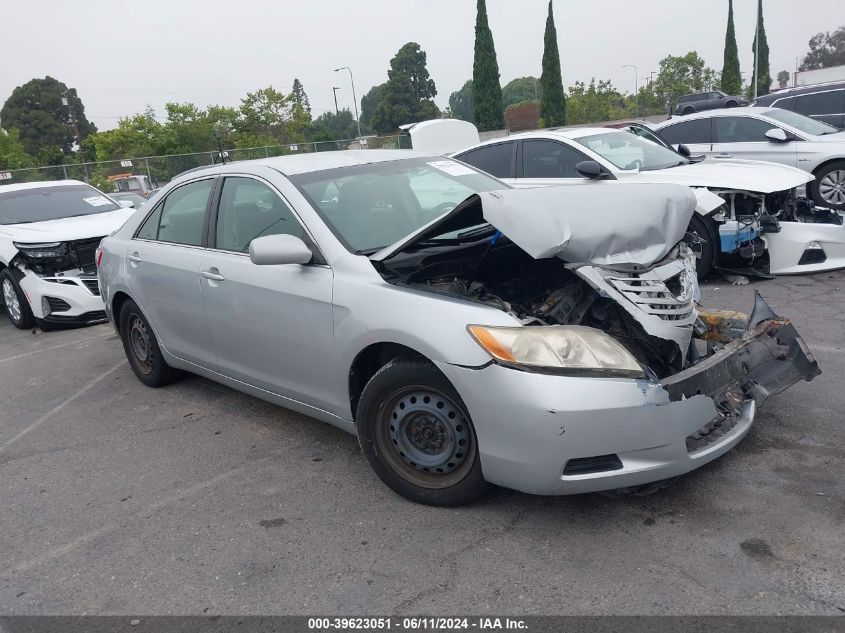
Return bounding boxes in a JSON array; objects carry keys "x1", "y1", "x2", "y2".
[
  {"x1": 819, "y1": 169, "x2": 845, "y2": 206},
  {"x1": 2, "y1": 278, "x2": 21, "y2": 323},
  {"x1": 376, "y1": 386, "x2": 476, "y2": 490},
  {"x1": 128, "y1": 314, "x2": 154, "y2": 375}
]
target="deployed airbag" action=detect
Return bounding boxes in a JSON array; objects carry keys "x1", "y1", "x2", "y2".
[{"x1": 479, "y1": 183, "x2": 697, "y2": 266}]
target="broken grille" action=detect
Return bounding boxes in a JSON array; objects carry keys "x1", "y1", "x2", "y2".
[
  {"x1": 607, "y1": 273, "x2": 696, "y2": 322},
  {"x1": 69, "y1": 237, "x2": 105, "y2": 270}
]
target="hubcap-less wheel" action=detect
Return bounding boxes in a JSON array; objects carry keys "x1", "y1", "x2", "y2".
[
  {"x1": 2, "y1": 278, "x2": 21, "y2": 323},
  {"x1": 128, "y1": 314, "x2": 154, "y2": 374},
  {"x1": 378, "y1": 387, "x2": 475, "y2": 489},
  {"x1": 819, "y1": 169, "x2": 845, "y2": 206}
]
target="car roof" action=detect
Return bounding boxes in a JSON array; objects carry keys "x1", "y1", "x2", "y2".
[
  {"x1": 755, "y1": 81, "x2": 845, "y2": 101},
  {"x1": 0, "y1": 179, "x2": 91, "y2": 193},
  {"x1": 455, "y1": 127, "x2": 621, "y2": 153},
  {"x1": 656, "y1": 106, "x2": 778, "y2": 125}
]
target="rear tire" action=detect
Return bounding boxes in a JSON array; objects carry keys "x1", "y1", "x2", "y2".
[
  {"x1": 725, "y1": 101, "x2": 738, "y2": 108},
  {"x1": 119, "y1": 299, "x2": 181, "y2": 387},
  {"x1": 810, "y1": 160, "x2": 845, "y2": 211},
  {"x1": 685, "y1": 214, "x2": 717, "y2": 278},
  {"x1": 1, "y1": 270, "x2": 35, "y2": 330},
  {"x1": 682, "y1": 106, "x2": 695, "y2": 115},
  {"x1": 356, "y1": 358, "x2": 490, "y2": 506}
]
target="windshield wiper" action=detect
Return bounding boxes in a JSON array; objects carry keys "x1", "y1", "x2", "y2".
[{"x1": 456, "y1": 224, "x2": 494, "y2": 240}]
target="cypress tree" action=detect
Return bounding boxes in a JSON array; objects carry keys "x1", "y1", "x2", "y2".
[
  {"x1": 720, "y1": 0, "x2": 742, "y2": 95},
  {"x1": 472, "y1": 0, "x2": 505, "y2": 131},
  {"x1": 751, "y1": 0, "x2": 771, "y2": 97},
  {"x1": 540, "y1": 0, "x2": 565, "y2": 126}
]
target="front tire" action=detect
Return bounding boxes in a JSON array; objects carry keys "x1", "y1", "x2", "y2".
[
  {"x1": 119, "y1": 299, "x2": 181, "y2": 387},
  {"x1": 811, "y1": 160, "x2": 845, "y2": 211},
  {"x1": 356, "y1": 358, "x2": 490, "y2": 506},
  {"x1": 685, "y1": 214, "x2": 717, "y2": 278},
  {"x1": 1, "y1": 270, "x2": 35, "y2": 330},
  {"x1": 682, "y1": 106, "x2": 695, "y2": 115}
]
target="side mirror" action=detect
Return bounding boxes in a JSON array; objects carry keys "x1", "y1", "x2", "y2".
[
  {"x1": 765, "y1": 128, "x2": 790, "y2": 143},
  {"x1": 118, "y1": 199, "x2": 135, "y2": 208},
  {"x1": 575, "y1": 160, "x2": 608, "y2": 179},
  {"x1": 249, "y1": 234, "x2": 312, "y2": 266},
  {"x1": 677, "y1": 144, "x2": 692, "y2": 157}
]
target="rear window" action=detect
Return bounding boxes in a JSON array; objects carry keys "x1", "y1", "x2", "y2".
[{"x1": 0, "y1": 184, "x2": 120, "y2": 225}]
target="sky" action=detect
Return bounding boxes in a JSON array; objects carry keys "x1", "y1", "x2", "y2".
[{"x1": 1, "y1": 0, "x2": 841, "y2": 131}]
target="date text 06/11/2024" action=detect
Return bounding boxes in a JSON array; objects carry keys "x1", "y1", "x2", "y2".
[{"x1": 307, "y1": 617, "x2": 528, "y2": 630}]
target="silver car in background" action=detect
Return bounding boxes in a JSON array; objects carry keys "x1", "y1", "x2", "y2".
[{"x1": 96, "y1": 151, "x2": 820, "y2": 506}]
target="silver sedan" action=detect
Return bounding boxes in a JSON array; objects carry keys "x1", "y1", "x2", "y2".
[{"x1": 96, "y1": 151, "x2": 819, "y2": 506}]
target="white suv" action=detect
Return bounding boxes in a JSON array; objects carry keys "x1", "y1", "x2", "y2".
[{"x1": 0, "y1": 180, "x2": 137, "y2": 330}]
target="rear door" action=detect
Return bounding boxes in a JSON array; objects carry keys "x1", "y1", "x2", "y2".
[
  {"x1": 658, "y1": 118, "x2": 713, "y2": 157},
  {"x1": 515, "y1": 138, "x2": 599, "y2": 188},
  {"x1": 711, "y1": 115, "x2": 798, "y2": 166},
  {"x1": 199, "y1": 174, "x2": 336, "y2": 411},
  {"x1": 127, "y1": 177, "x2": 217, "y2": 368},
  {"x1": 453, "y1": 141, "x2": 516, "y2": 184}
]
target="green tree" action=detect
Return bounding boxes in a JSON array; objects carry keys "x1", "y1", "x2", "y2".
[
  {"x1": 502, "y1": 77, "x2": 539, "y2": 109},
  {"x1": 799, "y1": 26, "x2": 845, "y2": 71},
  {"x1": 311, "y1": 108, "x2": 359, "y2": 142},
  {"x1": 565, "y1": 79, "x2": 630, "y2": 124},
  {"x1": 91, "y1": 108, "x2": 164, "y2": 160},
  {"x1": 750, "y1": 0, "x2": 771, "y2": 97},
  {"x1": 239, "y1": 86, "x2": 305, "y2": 143},
  {"x1": 0, "y1": 76, "x2": 96, "y2": 158},
  {"x1": 290, "y1": 78, "x2": 311, "y2": 118},
  {"x1": 359, "y1": 83, "x2": 384, "y2": 133},
  {"x1": 540, "y1": 1, "x2": 565, "y2": 127},
  {"x1": 653, "y1": 52, "x2": 718, "y2": 113},
  {"x1": 472, "y1": 0, "x2": 505, "y2": 131},
  {"x1": 449, "y1": 80, "x2": 474, "y2": 122},
  {"x1": 777, "y1": 70, "x2": 790, "y2": 88},
  {"x1": 721, "y1": 0, "x2": 742, "y2": 95},
  {"x1": 371, "y1": 42, "x2": 440, "y2": 133},
  {"x1": 0, "y1": 128, "x2": 35, "y2": 169}
]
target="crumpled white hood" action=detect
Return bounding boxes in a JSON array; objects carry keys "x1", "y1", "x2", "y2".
[
  {"x1": 0, "y1": 208, "x2": 137, "y2": 244},
  {"x1": 479, "y1": 183, "x2": 697, "y2": 266},
  {"x1": 615, "y1": 159, "x2": 812, "y2": 193}
]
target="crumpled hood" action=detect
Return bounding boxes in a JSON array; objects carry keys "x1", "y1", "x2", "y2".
[
  {"x1": 616, "y1": 159, "x2": 812, "y2": 193},
  {"x1": 373, "y1": 182, "x2": 697, "y2": 268},
  {"x1": 0, "y1": 208, "x2": 137, "y2": 244}
]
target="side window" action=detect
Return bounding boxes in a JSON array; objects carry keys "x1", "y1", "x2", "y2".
[
  {"x1": 458, "y1": 143, "x2": 514, "y2": 178},
  {"x1": 522, "y1": 140, "x2": 590, "y2": 178},
  {"x1": 784, "y1": 91, "x2": 844, "y2": 116},
  {"x1": 714, "y1": 116, "x2": 777, "y2": 143},
  {"x1": 659, "y1": 119, "x2": 712, "y2": 145},
  {"x1": 214, "y1": 177, "x2": 304, "y2": 253},
  {"x1": 148, "y1": 179, "x2": 213, "y2": 246}
]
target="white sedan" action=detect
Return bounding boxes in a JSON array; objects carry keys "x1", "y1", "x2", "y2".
[{"x1": 654, "y1": 107, "x2": 845, "y2": 210}]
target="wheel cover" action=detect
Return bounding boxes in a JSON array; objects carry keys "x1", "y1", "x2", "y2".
[
  {"x1": 819, "y1": 169, "x2": 845, "y2": 206},
  {"x1": 377, "y1": 387, "x2": 476, "y2": 489},
  {"x1": 128, "y1": 314, "x2": 154, "y2": 374},
  {"x1": 2, "y1": 279, "x2": 21, "y2": 322}
]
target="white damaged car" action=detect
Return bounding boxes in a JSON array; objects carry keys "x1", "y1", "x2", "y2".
[
  {"x1": 0, "y1": 180, "x2": 137, "y2": 329},
  {"x1": 453, "y1": 128, "x2": 844, "y2": 276}
]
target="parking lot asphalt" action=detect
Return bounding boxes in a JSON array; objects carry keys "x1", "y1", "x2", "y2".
[{"x1": 0, "y1": 270, "x2": 843, "y2": 616}]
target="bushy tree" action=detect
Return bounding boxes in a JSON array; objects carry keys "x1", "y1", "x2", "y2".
[
  {"x1": 472, "y1": 0, "x2": 505, "y2": 131},
  {"x1": 311, "y1": 108, "x2": 359, "y2": 142},
  {"x1": 0, "y1": 128, "x2": 35, "y2": 169},
  {"x1": 777, "y1": 70, "x2": 790, "y2": 88},
  {"x1": 799, "y1": 26, "x2": 845, "y2": 71},
  {"x1": 449, "y1": 80, "x2": 474, "y2": 122},
  {"x1": 502, "y1": 77, "x2": 539, "y2": 109},
  {"x1": 653, "y1": 52, "x2": 719, "y2": 113},
  {"x1": 0, "y1": 76, "x2": 96, "y2": 158},
  {"x1": 371, "y1": 42, "x2": 440, "y2": 133},
  {"x1": 290, "y1": 79, "x2": 311, "y2": 118},
  {"x1": 750, "y1": 0, "x2": 771, "y2": 97},
  {"x1": 539, "y1": 1, "x2": 565, "y2": 127},
  {"x1": 721, "y1": 0, "x2": 742, "y2": 95},
  {"x1": 566, "y1": 79, "x2": 630, "y2": 124},
  {"x1": 359, "y1": 83, "x2": 384, "y2": 133}
]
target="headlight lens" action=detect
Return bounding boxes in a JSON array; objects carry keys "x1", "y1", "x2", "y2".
[
  {"x1": 468, "y1": 324, "x2": 644, "y2": 377},
  {"x1": 13, "y1": 241, "x2": 66, "y2": 259}
]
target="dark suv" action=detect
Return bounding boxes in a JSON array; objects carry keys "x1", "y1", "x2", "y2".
[
  {"x1": 752, "y1": 82, "x2": 845, "y2": 128},
  {"x1": 675, "y1": 90, "x2": 748, "y2": 115}
]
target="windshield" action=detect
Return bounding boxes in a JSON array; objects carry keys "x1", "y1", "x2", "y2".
[
  {"x1": 289, "y1": 157, "x2": 505, "y2": 253},
  {"x1": 763, "y1": 108, "x2": 839, "y2": 136},
  {"x1": 574, "y1": 132, "x2": 688, "y2": 171},
  {"x1": 0, "y1": 184, "x2": 121, "y2": 225}
]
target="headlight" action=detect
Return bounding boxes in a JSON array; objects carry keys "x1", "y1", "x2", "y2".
[
  {"x1": 13, "y1": 241, "x2": 66, "y2": 259},
  {"x1": 468, "y1": 324, "x2": 645, "y2": 377}
]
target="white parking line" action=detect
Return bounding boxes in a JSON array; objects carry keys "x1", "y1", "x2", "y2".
[
  {"x1": 0, "y1": 359, "x2": 127, "y2": 452},
  {"x1": 0, "y1": 330, "x2": 114, "y2": 364}
]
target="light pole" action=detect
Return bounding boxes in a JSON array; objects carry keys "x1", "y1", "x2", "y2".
[
  {"x1": 334, "y1": 66, "x2": 362, "y2": 141},
  {"x1": 332, "y1": 87, "x2": 342, "y2": 138},
  {"x1": 623, "y1": 64, "x2": 638, "y2": 118}
]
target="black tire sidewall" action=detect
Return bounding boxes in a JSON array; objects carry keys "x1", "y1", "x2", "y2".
[
  {"x1": 119, "y1": 299, "x2": 178, "y2": 387},
  {"x1": 356, "y1": 359, "x2": 490, "y2": 506},
  {"x1": 1, "y1": 270, "x2": 35, "y2": 329},
  {"x1": 687, "y1": 214, "x2": 717, "y2": 277},
  {"x1": 811, "y1": 161, "x2": 845, "y2": 211}
]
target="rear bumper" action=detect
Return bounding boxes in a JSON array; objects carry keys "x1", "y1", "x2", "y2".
[{"x1": 438, "y1": 294, "x2": 820, "y2": 496}]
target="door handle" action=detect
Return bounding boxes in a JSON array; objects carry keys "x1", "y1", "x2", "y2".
[
  {"x1": 202, "y1": 269, "x2": 225, "y2": 282},
  {"x1": 714, "y1": 153, "x2": 733, "y2": 158},
  {"x1": 128, "y1": 252, "x2": 141, "y2": 263}
]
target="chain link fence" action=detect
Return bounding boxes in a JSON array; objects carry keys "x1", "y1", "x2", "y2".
[{"x1": 0, "y1": 135, "x2": 411, "y2": 190}]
